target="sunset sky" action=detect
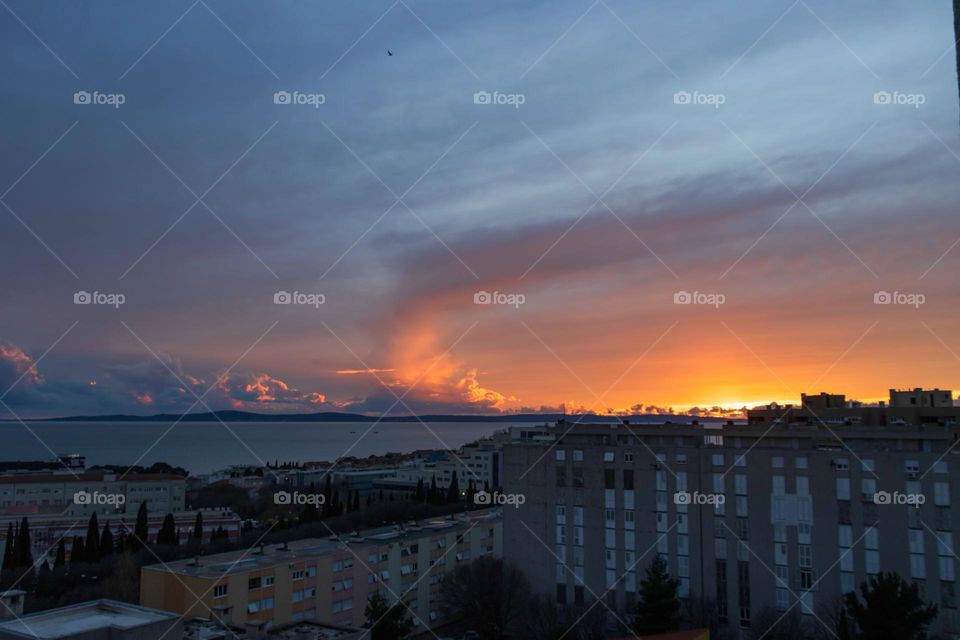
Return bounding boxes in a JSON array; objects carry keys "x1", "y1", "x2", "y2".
[{"x1": 1, "y1": 0, "x2": 959, "y2": 418}]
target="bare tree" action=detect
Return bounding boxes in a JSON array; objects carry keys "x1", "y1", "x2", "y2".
[
  {"x1": 439, "y1": 556, "x2": 532, "y2": 640},
  {"x1": 750, "y1": 606, "x2": 818, "y2": 640},
  {"x1": 522, "y1": 595, "x2": 606, "y2": 640}
]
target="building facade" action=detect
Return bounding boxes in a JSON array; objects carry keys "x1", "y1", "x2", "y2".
[
  {"x1": 0, "y1": 471, "x2": 186, "y2": 518},
  {"x1": 503, "y1": 391, "x2": 960, "y2": 638},
  {"x1": 141, "y1": 509, "x2": 502, "y2": 634}
]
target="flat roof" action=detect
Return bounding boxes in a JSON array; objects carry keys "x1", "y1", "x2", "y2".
[
  {"x1": 144, "y1": 509, "x2": 501, "y2": 578},
  {"x1": 0, "y1": 600, "x2": 177, "y2": 639},
  {"x1": 0, "y1": 472, "x2": 184, "y2": 485}
]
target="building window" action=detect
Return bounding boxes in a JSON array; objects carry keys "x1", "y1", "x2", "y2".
[
  {"x1": 555, "y1": 450, "x2": 566, "y2": 461},
  {"x1": 248, "y1": 577, "x2": 261, "y2": 590},
  {"x1": 213, "y1": 584, "x2": 228, "y2": 598}
]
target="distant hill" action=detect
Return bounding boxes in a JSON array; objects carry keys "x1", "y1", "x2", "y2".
[{"x1": 17, "y1": 410, "x2": 719, "y2": 424}]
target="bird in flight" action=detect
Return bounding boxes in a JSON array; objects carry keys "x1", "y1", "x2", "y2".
[{"x1": 387, "y1": 50, "x2": 393, "y2": 56}]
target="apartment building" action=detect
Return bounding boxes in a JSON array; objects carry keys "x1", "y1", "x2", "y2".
[
  {"x1": 140, "y1": 509, "x2": 502, "y2": 633},
  {"x1": 0, "y1": 471, "x2": 186, "y2": 518},
  {"x1": 503, "y1": 391, "x2": 960, "y2": 638},
  {"x1": 395, "y1": 440, "x2": 501, "y2": 492}
]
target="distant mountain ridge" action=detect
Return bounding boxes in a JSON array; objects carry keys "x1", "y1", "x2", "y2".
[{"x1": 15, "y1": 410, "x2": 717, "y2": 423}]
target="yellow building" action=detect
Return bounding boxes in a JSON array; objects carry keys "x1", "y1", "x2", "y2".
[{"x1": 140, "y1": 509, "x2": 502, "y2": 633}]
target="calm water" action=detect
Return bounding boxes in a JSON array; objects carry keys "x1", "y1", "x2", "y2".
[{"x1": 0, "y1": 421, "x2": 507, "y2": 474}]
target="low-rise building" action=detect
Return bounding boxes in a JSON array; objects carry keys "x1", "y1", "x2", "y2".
[
  {"x1": 141, "y1": 509, "x2": 502, "y2": 634},
  {"x1": 0, "y1": 471, "x2": 186, "y2": 518},
  {"x1": 0, "y1": 600, "x2": 181, "y2": 640}
]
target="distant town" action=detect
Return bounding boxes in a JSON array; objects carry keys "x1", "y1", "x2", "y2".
[{"x1": 0, "y1": 388, "x2": 957, "y2": 639}]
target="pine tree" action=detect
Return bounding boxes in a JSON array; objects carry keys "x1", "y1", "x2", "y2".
[
  {"x1": 845, "y1": 571, "x2": 938, "y2": 640},
  {"x1": 2, "y1": 522, "x2": 13, "y2": 571},
  {"x1": 84, "y1": 513, "x2": 100, "y2": 563},
  {"x1": 365, "y1": 592, "x2": 414, "y2": 640},
  {"x1": 193, "y1": 512, "x2": 204, "y2": 540},
  {"x1": 133, "y1": 501, "x2": 149, "y2": 548},
  {"x1": 446, "y1": 471, "x2": 460, "y2": 504},
  {"x1": 99, "y1": 521, "x2": 114, "y2": 558},
  {"x1": 70, "y1": 536, "x2": 85, "y2": 565},
  {"x1": 633, "y1": 555, "x2": 680, "y2": 636},
  {"x1": 16, "y1": 517, "x2": 33, "y2": 569},
  {"x1": 54, "y1": 538, "x2": 66, "y2": 568}
]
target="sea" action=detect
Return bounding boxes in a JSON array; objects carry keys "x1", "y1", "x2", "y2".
[{"x1": 0, "y1": 421, "x2": 510, "y2": 474}]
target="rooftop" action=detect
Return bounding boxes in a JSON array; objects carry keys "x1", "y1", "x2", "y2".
[
  {"x1": 0, "y1": 600, "x2": 179, "y2": 639},
  {"x1": 0, "y1": 472, "x2": 185, "y2": 485},
  {"x1": 144, "y1": 509, "x2": 501, "y2": 579}
]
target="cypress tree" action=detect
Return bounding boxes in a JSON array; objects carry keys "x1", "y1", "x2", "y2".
[
  {"x1": 70, "y1": 536, "x2": 85, "y2": 565},
  {"x1": 2, "y1": 522, "x2": 13, "y2": 571},
  {"x1": 99, "y1": 521, "x2": 114, "y2": 558},
  {"x1": 84, "y1": 513, "x2": 100, "y2": 563},
  {"x1": 133, "y1": 501, "x2": 149, "y2": 547},
  {"x1": 322, "y1": 475, "x2": 333, "y2": 518},
  {"x1": 446, "y1": 471, "x2": 460, "y2": 504},
  {"x1": 414, "y1": 478, "x2": 425, "y2": 502},
  {"x1": 54, "y1": 538, "x2": 66, "y2": 568},
  {"x1": 157, "y1": 514, "x2": 177, "y2": 545},
  {"x1": 193, "y1": 512, "x2": 204, "y2": 540},
  {"x1": 428, "y1": 476, "x2": 438, "y2": 505},
  {"x1": 16, "y1": 517, "x2": 33, "y2": 568}
]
